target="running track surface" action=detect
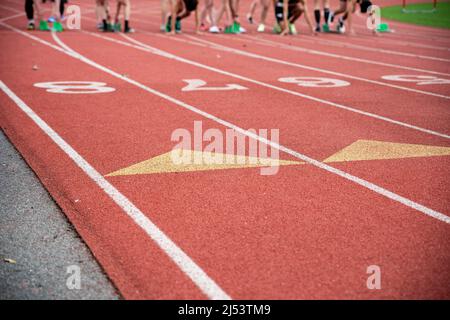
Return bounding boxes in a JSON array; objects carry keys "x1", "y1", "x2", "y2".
[{"x1": 1, "y1": 0, "x2": 449, "y2": 299}]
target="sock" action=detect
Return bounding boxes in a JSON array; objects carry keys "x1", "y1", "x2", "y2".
[
  {"x1": 102, "y1": 19, "x2": 107, "y2": 30},
  {"x1": 343, "y1": 13, "x2": 348, "y2": 21},
  {"x1": 125, "y1": 20, "x2": 129, "y2": 30},
  {"x1": 314, "y1": 9, "x2": 320, "y2": 25},
  {"x1": 324, "y1": 8, "x2": 330, "y2": 23}
]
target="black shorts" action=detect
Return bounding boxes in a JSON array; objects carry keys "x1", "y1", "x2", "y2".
[
  {"x1": 360, "y1": 0, "x2": 372, "y2": 13},
  {"x1": 183, "y1": 0, "x2": 198, "y2": 12},
  {"x1": 274, "y1": 1, "x2": 298, "y2": 23}
]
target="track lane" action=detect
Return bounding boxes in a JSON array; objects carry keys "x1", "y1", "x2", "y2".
[
  {"x1": 1, "y1": 1, "x2": 449, "y2": 299},
  {"x1": 4, "y1": 26, "x2": 449, "y2": 299},
  {"x1": 99, "y1": 30, "x2": 450, "y2": 137},
  {"x1": 0, "y1": 29, "x2": 225, "y2": 300}
]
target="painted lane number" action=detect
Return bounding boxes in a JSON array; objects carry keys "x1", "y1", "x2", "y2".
[
  {"x1": 34, "y1": 81, "x2": 115, "y2": 94},
  {"x1": 278, "y1": 77, "x2": 350, "y2": 88},
  {"x1": 182, "y1": 79, "x2": 248, "y2": 92},
  {"x1": 381, "y1": 75, "x2": 450, "y2": 85}
]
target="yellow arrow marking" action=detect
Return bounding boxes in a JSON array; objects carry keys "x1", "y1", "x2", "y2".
[
  {"x1": 106, "y1": 149, "x2": 303, "y2": 177},
  {"x1": 106, "y1": 140, "x2": 450, "y2": 177},
  {"x1": 324, "y1": 140, "x2": 450, "y2": 163}
]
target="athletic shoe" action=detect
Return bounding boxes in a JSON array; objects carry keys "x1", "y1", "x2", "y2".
[
  {"x1": 160, "y1": 24, "x2": 166, "y2": 32},
  {"x1": 113, "y1": 23, "x2": 121, "y2": 32},
  {"x1": 336, "y1": 20, "x2": 345, "y2": 33},
  {"x1": 52, "y1": 21, "x2": 64, "y2": 32},
  {"x1": 124, "y1": 27, "x2": 135, "y2": 33},
  {"x1": 273, "y1": 23, "x2": 282, "y2": 34},
  {"x1": 230, "y1": 21, "x2": 245, "y2": 34},
  {"x1": 224, "y1": 25, "x2": 234, "y2": 34},
  {"x1": 97, "y1": 22, "x2": 103, "y2": 30},
  {"x1": 39, "y1": 20, "x2": 50, "y2": 31},
  {"x1": 322, "y1": 23, "x2": 330, "y2": 32},
  {"x1": 166, "y1": 16, "x2": 172, "y2": 32},
  {"x1": 289, "y1": 23, "x2": 297, "y2": 35},
  {"x1": 175, "y1": 19, "x2": 181, "y2": 33},
  {"x1": 315, "y1": 24, "x2": 321, "y2": 32},
  {"x1": 246, "y1": 14, "x2": 254, "y2": 24},
  {"x1": 257, "y1": 23, "x2": 265, "y2": 32},
  {"x1": 100, "y1": 21, "x2": 112, "y2": 32},
  {"x1": 47, "y1": 16, "x2": 56, "y2": 23},
  {"x1": 337, "y1": 18, "x2": 345, "y2": 33},
  {"x1": 27, "y1": 22, "x2": 35, "y2": 30},
  {"x1": 200, "y1": 23, "x2": 208, "y2": 32},
  {"x1": 209, "y1": 25, "x2": 220, "y2": 33}
]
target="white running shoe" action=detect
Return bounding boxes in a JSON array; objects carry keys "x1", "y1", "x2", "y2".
[
  {"x1": 337, "y1": 24, "x2": 346, "y2": 34},
  {"x1": 337, "y1": 18, "x2": 345, "y2": 33},
  {"x1": 239, "y1": 26, "x2": 247, "y2": 33},
  {"x1": 209, "y1": 25, "x2": 220, "y2": 33},
  {"x1": 257, "y1": 23, "x2": 265, "y2": 32}
]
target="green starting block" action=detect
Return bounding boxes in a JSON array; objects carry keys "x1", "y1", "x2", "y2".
[{"x1": 376, "y1": 23, "x2": 390, "y2": 32}]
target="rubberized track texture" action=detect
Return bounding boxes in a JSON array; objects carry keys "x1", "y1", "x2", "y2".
[{"x1": 0, "y1": 0, "x2": 449, "y2": 299}]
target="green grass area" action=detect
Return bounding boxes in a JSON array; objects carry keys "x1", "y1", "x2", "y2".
[{"x1": 381, "y1": 1, "x2": 450, "y2": 29}]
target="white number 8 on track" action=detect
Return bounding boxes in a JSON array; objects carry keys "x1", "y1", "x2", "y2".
[{"x1": 34, "y1": 81, "x2": 115, "y2": 94}]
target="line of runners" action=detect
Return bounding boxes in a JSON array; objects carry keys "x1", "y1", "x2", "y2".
[{"x1": 23, "y1": 0, "x2": 375, "y2": 35}]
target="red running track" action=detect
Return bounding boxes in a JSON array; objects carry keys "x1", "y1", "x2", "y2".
[{"x1": 0, "y1": 0, "x2": 449, "y2": 299}]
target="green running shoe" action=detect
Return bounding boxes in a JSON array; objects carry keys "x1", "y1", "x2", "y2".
[
  {"x1": 39, "y1": 20, "x2": 50, "y2": 31},
  {"x1": 273, "y1": 23, "x2": 281, "y2": 34},
  {"x1": 52, "y1": 21, "x2": 63, "y2": 32}
]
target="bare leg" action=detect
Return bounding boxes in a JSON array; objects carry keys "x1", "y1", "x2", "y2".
[
  {"x1": 114, "y1": 1, "x2": 122, "y2": 23},
  {"x1": 247, "y1": 0, "x2": 258, "y2": 22},
  {"x1": 124, "y1": 0, "x2": 131, "y2": 20},
  {"x1": 215, "y1": 0, "x2": 232, "y2": 26},
  {"x1": 201, "y1": 0, "x2": 214, "y2": 25},
  {"x1": 259, "y1": 0, "x2": 269, "y2": 24},
  {"x1": 161, "y1": 0, "x2": 168, "y2": 27}
]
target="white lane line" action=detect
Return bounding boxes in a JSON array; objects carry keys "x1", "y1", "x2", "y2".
[
  {"x1": 92, "y1": 31, "x2": 450, "y2": 139},
  {"x1": 11, "y1": 23, "x2": 447, "y2": 225},
  {"x1": 133, "y1": 11, "x2": 450, "y2": 68},
  {"x1": 54, "y1": 32, "x2": 450, "y2": 225},
  {"x1": 0, "y1": 12, "x2": 24, "y2": 22},
  {"x1": 3, "y1": 21, "x2": 449, "y2": 226},
  {"x1": 0, "y1": 4, "x2": 21, "y2": 13},
  {"x1": 237, "y1": 34, "x2": 450, "y2": 77},
  {"x1": 182, "y1": 34, "x2": 450, "y2": 100},
  {"x1": 0, "y1": 44, "x2": 232, "y2": 302},
  {"x1": 282, "y1": 35, "x2": 450, "y2": 63}
]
